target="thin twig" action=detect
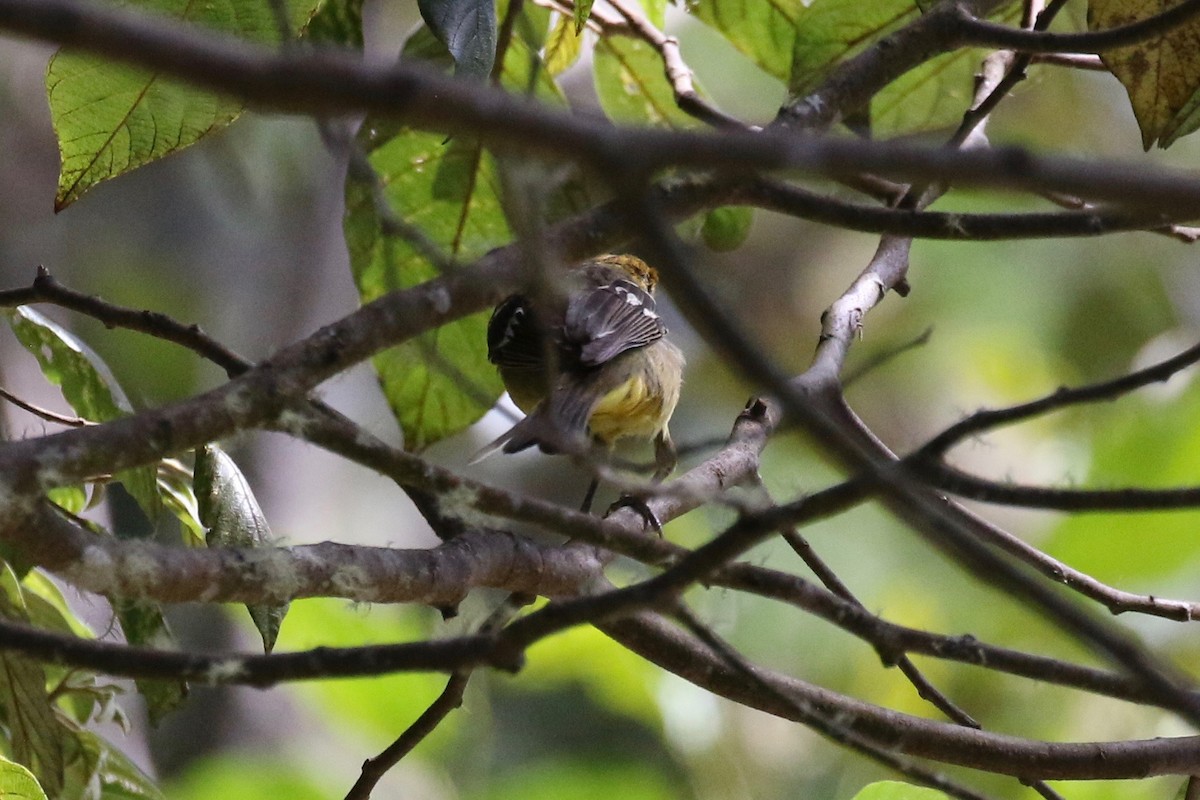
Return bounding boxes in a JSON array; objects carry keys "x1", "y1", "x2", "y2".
[
  {"x1": 605, "y1": 0, "x2": 752, "y2": 130},
  {"x1": 955, "y1": 0, "x2": 1200, "y2": 54},
  {"x1": 343, "y1": 673, "x2": 470, "y2": 800},
  {"x1": 919, "y1": 339, "x2": 1200, "y2": 458},
  {"x1": 0, "y1": 387, "x2": 90, "y2": 427}
]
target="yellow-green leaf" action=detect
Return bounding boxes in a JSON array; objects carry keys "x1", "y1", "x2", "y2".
[
  {"x1": 545, "y1": 14, "x2": 584, "y2": 76},
  {"x1": 0, "y1": 756, "x2": 48, "y2": 800}
]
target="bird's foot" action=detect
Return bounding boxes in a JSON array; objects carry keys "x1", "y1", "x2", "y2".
[{"x1": 605, "y1": 495, "x2": 664, "y2": 537}]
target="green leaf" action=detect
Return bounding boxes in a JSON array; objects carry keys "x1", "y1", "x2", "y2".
[
  {"x1": 700, "y1": 206, "x2": 753, "y2": 251},
  {"x1": 5, "y1": 306, "x2": 160, "y2": 522},
  {"x1": 418, "y1": 0, "x2": 497, "y2": 79},
  {"x1": 64, "y1": 727, "x2": 165, "y2": 800},
  {"x1": 194, "y1": 445, "x2": 288, "y2": 652},
  {"x1": 1090, "y1": 0, "x2": 1200, "y2": 148},
  {"x1": 642, "y1": 0, "x2": 667, "y2": 27},
  {"x1": 850, "y1": 781, "x2": 951, "y2": 800},
  {"x1": 693, "y1": 0, "x2": 1018, "y2": 136},
  {"x1": 157, "y1": 460, "x2": 206, "y2": 548},
  {"x1": 545, "y1": 14, "x2": 584, "y2": 76},
  {"x1": 788, "y1": 1, "x2": 918, "y2": 94},
  {"x1": 593, "y1": 37, "x2": 698, "y2": 127},
  {"x1": 788, "y1": 0, "x2": 1021, "y2": 136},
  {"x1": 346, "y1": 136, "x2": 506, "y2": 451},
  {"x1": 21, "y1": 571, "x2": 93, "y2": 640},
  {"x1": 114, "y1": 600, "x2": 187, "y2": 726},
  {"x1": 46, "y1": 0, "x2": 322, "y2": 209},
  {"x1": 304, "y1": 0, "x2": 364, "y2": 47},
  {"x1": 347, "y1": 32, "x2": 569, "y2": 451},
  {"x1": 574, "y1": 0, "x2": 595, "y2": 33},
  {"x1": 0, "y1": 566, "x2": 65, "y2": 797},
  {"x1": 0, "y1": 756, "x2": 48, "y2": 800},
  {"x1": 45, "y1": 486, "x2": 87, "y2": 516},
  {"x1": 688, "y1": 0, "x2": 805, "y2": 81}
]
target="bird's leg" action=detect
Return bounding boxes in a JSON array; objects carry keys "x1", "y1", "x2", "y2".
[
  {"x1": 580, "y1": 477, "x2": 601, "y2": 514},
  {"x1": 605, "y1": 427, "x2": 675, "y2": 536},
  {"x1": 652, "y1": 427, "x2": 678, "y2": 482}
]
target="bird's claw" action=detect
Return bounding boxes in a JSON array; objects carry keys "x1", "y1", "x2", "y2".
[{"x1": 605, "y1": 495, "x2": 664, "y2": 537}]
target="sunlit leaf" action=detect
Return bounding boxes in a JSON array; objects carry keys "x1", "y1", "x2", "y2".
[
  {"x1": 642, "y1": 0, "x2": 667, "y2": 27},
  {"x1": 21, "y1": 571, "x2": 93, "y2": 640},
  {"x1": 0, "y1": 756, "x2": 48, "y2": 800},
  {"x1": 545, "y1": 14, "x2": 584, "y2": 76},
  {"x1": 418, "y1": 0, "x2": 497, "y2": 79},
  {"x1": 688, "y1": 0, "x2": 804, "y2": 80},
  {"x1": 46, "y1": 0, "x2": 321, "y2": 208},
  {"x1": 594, "y1": 37, "x2": 698, "y2": 127},
  {"x1": 851, "y1": 782, "x2": 951, "y2": 800},
  {"x1": 5, "y1": 306, "x2": 161, "y2": 523},
  {"x1": 693, "y1": 0, "x2": 1018, "y2": 135},
  {"x1": 1090, "y1": 0, "x2": 1200, "y2": 148},
  {"x1": 195, "y1": 445, "x2": 288, "y2": 652},
  {"x1": 346, "y1": 31, "x2": 570, "y2": 451},
  {"x1": 787, "y1": 1, "x2": 918, "y2": 95},
  {"x1": 45, "y1": 486, "x2": 87, "y2": 516},
  {"x1": 157, "y1": 460, "x2": 206, "y2": 547}
]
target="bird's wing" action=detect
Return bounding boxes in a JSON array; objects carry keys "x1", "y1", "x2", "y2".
[
  {"x1": 486, "y1": 294, "x2": 545, "y2": 369},
  {"x1": 563, "y1": 279, "x2": 666, "y2": 367}
]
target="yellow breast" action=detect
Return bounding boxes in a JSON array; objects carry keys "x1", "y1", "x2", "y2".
[{"x1": 587, "y1": 374, "x2": 668, "y2": 444}]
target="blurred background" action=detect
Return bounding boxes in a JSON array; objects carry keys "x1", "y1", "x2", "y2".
[{"x1": 3, "y1": 1, "x2": 1200, "y2": 798}]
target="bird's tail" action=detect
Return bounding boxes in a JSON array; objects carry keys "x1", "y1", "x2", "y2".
[{"x1": 469, "y1": 385, "x2": 593, "y2": 464}]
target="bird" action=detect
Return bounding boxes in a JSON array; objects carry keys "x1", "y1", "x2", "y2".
[{"x1": 475, "y1": 254, "x2": 684, "y2": 517}]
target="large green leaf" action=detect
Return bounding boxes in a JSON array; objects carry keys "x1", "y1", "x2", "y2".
[
  {"x1": 791, "y1": 0, "x2": 1021, "y2": 135},
  {"x1": 346, "y1": 28, "x2": 570, "y2": 451},
  {"x1": 46, "y1": 0, "x2": 321, "y2": 209},
  {"x1": 688, "y1": 0, "x2": 805, "y2": 80},
  {"x1": 1090, "y1": 0, "x2": 1200, "y2": 148},
  {"x1": 4, "y1": 307, "x2": 160, "y2": 523},
  {"x1": 692, "y1": 0, "x2": 1018, "y2": 135},
  {"x1": 195, "y1": 445, "x2": 288, "y2": 652},
  {"x1": 594, "y1": 37, "x2": 701, "y2": 127}
]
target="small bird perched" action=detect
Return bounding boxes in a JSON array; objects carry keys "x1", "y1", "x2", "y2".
[{"x1": 477, "y1": 254, "x2": 684, "y2": 512}]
